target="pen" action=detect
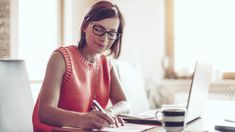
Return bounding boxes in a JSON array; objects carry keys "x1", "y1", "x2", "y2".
[
  {"x1": 93, "y1": 100, "x2": 123, "y2": 127},
  {"x1": 225, "y1": 118, "x2": 235, "y2": 123},
  {"x1": 93, "y1": 100, "x2": 106, "y2": 113}
]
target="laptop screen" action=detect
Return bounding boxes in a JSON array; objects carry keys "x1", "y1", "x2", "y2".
[{"x1": 186, "y1": 62, "x2": 213, "y2": 124}]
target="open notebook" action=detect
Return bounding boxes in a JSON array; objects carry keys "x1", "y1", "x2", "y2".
[
  {"x1": 62, "y1": 124, "x2": 156, "y2": 132},
  {"x1": 119, "y1": 62, "x2": 213, "y2": 125}
]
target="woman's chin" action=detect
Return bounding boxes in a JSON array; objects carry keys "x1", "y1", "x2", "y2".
[{"x1": 95, "y1": 47, "x2": 108, "y2": 53}]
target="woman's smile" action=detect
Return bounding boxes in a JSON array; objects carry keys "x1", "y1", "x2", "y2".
[{"x1": 95, "y1": 42, "x2": 107, "y2": 48}]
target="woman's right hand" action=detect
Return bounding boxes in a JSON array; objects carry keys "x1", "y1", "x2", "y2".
[{"x1": 77, "y1": 110, "x2": 116, "y2": 130}]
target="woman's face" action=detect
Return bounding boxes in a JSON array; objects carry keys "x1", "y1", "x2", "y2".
[{"x1": 83, "y1": 17, "x2": 120, "y2": 54}]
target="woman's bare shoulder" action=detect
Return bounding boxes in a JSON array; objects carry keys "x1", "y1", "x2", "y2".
[{"x1": 47, "y1": 51, "x2": 65, "y2": 72}]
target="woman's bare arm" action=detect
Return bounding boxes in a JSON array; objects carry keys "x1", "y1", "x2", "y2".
[
  {"x1": 38, "y1": 52, "x2": 115, "y2": 129},
  {"x1": 107, "y1": 67, "x2": 130, "y2": 116}
]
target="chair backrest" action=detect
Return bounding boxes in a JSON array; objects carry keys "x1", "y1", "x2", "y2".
[
  {"x1": 0, "y1": 59, "x2": 34, "y2": 132},
  {"x1": 113, "y1": 61, "x2": 150, "y2": 113}
]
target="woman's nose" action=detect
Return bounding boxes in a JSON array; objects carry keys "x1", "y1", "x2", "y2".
[{"x1": 99, "y1": 33, "x2": 109, "y2": 42}]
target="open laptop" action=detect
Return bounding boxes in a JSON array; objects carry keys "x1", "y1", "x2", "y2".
[
  {"x1": 120, "y1": 61, "x2": 213, "y2": 125},
  {"x1": 185, "y1": 61, "x2": 213, "y2": 124}
]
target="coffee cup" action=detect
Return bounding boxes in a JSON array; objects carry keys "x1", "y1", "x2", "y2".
[{"x1": 155, "y1": 107, "x2": 187, "y2": 132}]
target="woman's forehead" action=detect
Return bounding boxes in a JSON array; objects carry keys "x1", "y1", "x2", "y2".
[{"x1": 93, "y1": 17, "x2": 120, "y2": 30}]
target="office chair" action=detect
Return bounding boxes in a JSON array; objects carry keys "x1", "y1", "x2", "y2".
[
  {"x1": 0, "y1": 59, "x2": 34, "y2": 132},
  {"x1": 112, "y1": 61, "x2": 150, "y2": 113}
]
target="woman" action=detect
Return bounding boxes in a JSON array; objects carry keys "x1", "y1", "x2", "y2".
[{"x1": 32, "y1": 1, "x2": 130, "y2": 131}]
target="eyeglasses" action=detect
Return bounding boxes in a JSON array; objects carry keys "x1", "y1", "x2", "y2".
[{"x1": 90, "y1": 22, "x2": 121, "y2": 40}]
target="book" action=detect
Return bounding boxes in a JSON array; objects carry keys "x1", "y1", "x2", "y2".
[
  {"x1": 118, "y1": 113, "x2": 161, "y2": 125},
  {"x1": 61, "y1": 123, "x2": 156, "y2": 132}
]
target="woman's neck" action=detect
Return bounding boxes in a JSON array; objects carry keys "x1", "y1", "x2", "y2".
[{"x1": 78, "y1": 46, "x2": 99, "y2": 63}]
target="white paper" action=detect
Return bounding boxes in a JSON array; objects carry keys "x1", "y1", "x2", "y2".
[
  {"x1": 62, "y1": 123, "x2": 156, "y2": 132},
  {"x1": 96, "y1": 123, "x2": 156, "y2": 132}
]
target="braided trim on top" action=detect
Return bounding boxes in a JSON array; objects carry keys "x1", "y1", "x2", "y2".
[{"x1": 55, "y1": 47, "x2": 72, "y2": 83}]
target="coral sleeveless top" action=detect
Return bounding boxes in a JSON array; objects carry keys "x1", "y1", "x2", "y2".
[{"x1": 32, "y1": 45, "x2": 112, "y2": 132}]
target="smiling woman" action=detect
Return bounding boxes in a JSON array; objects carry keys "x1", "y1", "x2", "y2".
[
  {"x1": 32, "y1": 1, "x2": 130, "y2": 131},
  {"x1": 81, "y1": 17, "x2": 121, "y2": 57}
]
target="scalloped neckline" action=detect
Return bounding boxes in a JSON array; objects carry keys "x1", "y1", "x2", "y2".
[{"x1": 72, "y1": 46, "x2": 99, "y2": 70}]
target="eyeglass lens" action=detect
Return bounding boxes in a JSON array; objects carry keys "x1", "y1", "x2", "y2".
[{"x1": 92, "y1": 24, "x2": 120, "y2": 40}]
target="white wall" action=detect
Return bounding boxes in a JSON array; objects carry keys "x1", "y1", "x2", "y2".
[
  {"x1": 116, "y1": 0, "x2": 165, "y2": 86},
  {"x1": 64, "y1": 0, "x2": 165, "y2": 86}
]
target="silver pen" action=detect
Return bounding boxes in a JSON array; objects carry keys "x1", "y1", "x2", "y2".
[
  {"x1": 93, "y1": 100, "x2": 116, "y2": 128},
  {"x1": 93, "y1": 100, "x2": 106, "y2": 113}
]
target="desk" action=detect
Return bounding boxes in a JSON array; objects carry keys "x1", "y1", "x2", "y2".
[
  {"x1": 185, "y1": 100, "x2": 235, "y2": 131},
  {"x1": 52, "y1": 100, "x2": 235, "y2": 132}
]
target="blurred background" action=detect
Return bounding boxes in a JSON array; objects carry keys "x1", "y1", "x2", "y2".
[{"x1": 1, "y1": 0, "x2": 235, "y2": 106}]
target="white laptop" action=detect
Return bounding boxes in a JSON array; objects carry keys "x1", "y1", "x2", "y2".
[
  {"x1": 120, "y1": 61, "x2": 213, "y2": 125},
  {"x1": 185, "y1": 61, "x2": 213, "y2": 124}
]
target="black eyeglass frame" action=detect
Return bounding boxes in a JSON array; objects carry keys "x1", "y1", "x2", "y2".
[{"x1": 90, "y1": 22, "x2": 121, "y2": 40}]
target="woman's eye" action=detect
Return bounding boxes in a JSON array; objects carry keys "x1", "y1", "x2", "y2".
[
  {"x1": 108, "y1": 32, "x2": 117, "y2": 37},
  {"x1": 94, "y1": 26, "x2": 105, "y2": 32}
]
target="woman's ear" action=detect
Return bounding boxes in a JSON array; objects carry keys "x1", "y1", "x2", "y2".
[{"x1": 82, "y1": 23, "x2": 89, "y2": 32}]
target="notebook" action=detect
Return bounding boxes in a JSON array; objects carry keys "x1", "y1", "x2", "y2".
[
  {"x1": 119, "y1": 61, "x2": 213, "y2": 125},
  {"x1": 62, "y1": 123, "x2": 156, "y2": 132}
]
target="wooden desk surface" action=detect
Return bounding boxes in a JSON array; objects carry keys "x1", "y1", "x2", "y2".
[{"x1": 52, "y1": 100, "x2": 235, "y2": 132}]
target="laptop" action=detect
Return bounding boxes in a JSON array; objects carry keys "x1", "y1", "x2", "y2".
[
  {"x1": 185, "y1": 61, "x2": 213, "y2": 124},
  {"x1": 120, "y1": 61, "x2": 213, "y2": 125}
]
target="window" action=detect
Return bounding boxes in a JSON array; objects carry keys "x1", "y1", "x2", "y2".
[
  {"x1": 19, "y1": 0, "x2": 61, "y2": 81},
  {"x1": 165, "y1": 0, "x2": 235, "y2": 79}
]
